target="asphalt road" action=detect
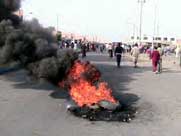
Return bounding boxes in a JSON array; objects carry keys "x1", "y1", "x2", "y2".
[{"x1": 1, "y1": 52, "x2": 181, "y2": 136}]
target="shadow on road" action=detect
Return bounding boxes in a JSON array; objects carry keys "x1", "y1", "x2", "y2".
[
  {"x1": 1, "y1": 69, "x2": 69, "y2": 99},
  {"x1": 161, "y1": 68, "x2": 181, "y2": 74}
]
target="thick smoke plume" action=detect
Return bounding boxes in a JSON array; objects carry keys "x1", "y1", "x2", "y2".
[
  {"x1": 0, "y1": 0, "x2": 21, "y2": 25},
  {"x1": 0, "y1": 18, "x2": 78, "y2": 84}
]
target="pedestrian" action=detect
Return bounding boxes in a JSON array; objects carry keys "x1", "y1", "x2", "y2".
[
  {"x1": 131, "y1": 43, "x2": 140, "y2": 68},
  {"x1": 114, "y1": 42, "x2": 124, "y2": 68},
  {"x1": 175, "y1": 46, "x2": 181, "y2": 58},
  {"x1": 71, "y1": 41, "x2": 74, "y2": 49},
  {"x1": 108, "y1": 43, "x2": 113, "y2": 58},
  {"x1": 175, "y1": 45, "x2": 181, "y2": 67},
  {"x1": 151, "y1": 46, "x2": 160, "y2": 74},
  {"x1": 146, "y1": 47, "x2": 152, "y2": 59},
  {"x1": 74, "y1": 41, "x2": 77, "y2": 50},
  {"x1": 100, "y1": 44, "x2": 104, "y2": 53},
  {"x1": 81, "y1": 43, "x2": 87, "y2": 58},
  {"x1": 92, "y1": 44, "x2": 96, "y2": 52},
  {"x1": 157, "y1": 43, "x2": 164, "y2": 73},
  {"x1": 128, "y1": 45, "x2": 132, "y2": 53}
]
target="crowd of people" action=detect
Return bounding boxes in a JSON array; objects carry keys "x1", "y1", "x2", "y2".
[
  {"x1": 58, "y1": 39, "x2": 108, "y2": 58},
  {"x1": 58, "y1": 39, "x2": 181, "y2": 74},
  {"x1": 105, "y1": 42, "x2": 180, "y2": 74}
]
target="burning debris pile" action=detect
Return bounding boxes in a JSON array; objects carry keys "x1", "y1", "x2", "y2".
[
  {"x1": 0, "y1": 0, "x2": 78, "y2": 83},
  {"x1": 60, "y1": 61, "x2": 136, "y2": 122}
]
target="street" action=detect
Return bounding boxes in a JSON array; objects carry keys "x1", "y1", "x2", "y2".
[{"x1": 1, "y1": 52, "x2": 181, "y2": 136}]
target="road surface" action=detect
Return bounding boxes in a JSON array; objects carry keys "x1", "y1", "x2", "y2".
[{"x1": 0, "y1": 52, "x2": 181, "y2": 136}]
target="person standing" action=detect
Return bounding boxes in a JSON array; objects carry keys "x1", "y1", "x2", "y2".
[
  {"x1": 151, "y1": 46, "x2": 160, "y2": 74},
  {"x1": 131, "y1": 43, "x2": 140, "y2": 68},
  {"x1": 114, "y1": 42, "x2": 124, "y2": 68}
]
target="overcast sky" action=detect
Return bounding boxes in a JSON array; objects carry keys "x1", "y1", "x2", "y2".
[{"x1": 22, "y1": 0, "x2": 181, "y2": 42}]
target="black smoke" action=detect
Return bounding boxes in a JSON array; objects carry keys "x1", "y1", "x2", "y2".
[
  {"x1": 0, "y1": 18, "x2": 78, "y2": 84},
  {"x1": 0, "y1": 0, "x2": 21, "y2": 25},
  {"x1": 0, "y1": 0, "x2": 79, "y2": 84}
]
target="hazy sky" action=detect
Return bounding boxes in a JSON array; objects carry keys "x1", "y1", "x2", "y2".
[{"x1": 22, "y1": 0, "x2": 181, "y2": 42}]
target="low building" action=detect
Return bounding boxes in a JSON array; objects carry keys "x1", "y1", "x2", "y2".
[{"x1": 127, "y1": 36, "x2": 178, "y2": 47}]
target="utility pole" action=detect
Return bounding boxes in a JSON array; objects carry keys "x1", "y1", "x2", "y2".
[
  {"x1": 132, "y1": 24, "x2": 137, "y2": 44},
  {"x1": 128, "y1": 22, "x2": 137, "y2": 44},
  {"x1": 56, "y1": 14, "x2": 59, "y2": 32},
  {"x1": 152, "y1": 0, "x2": 159, "y2": 48},
  {"x1": 138, "y1": 0, "x2": 146, "y2": 47},
  {"x1": 152, "y1": 3, "x2": 157, "y2": 48}
]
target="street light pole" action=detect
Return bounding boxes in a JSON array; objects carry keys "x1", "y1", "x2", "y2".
[
  {"x1": 56, "y1": 14, "x2": 59, "y2": 32},
  {"x1": 152, "y1": 0, "x2": 159, "y2": 48},
  {"x1": 127, "y1": 22, "x2": 137, "y2": 44},
  {"x1": 152, "y1": 2, "x2": 157, "y2": 48},
  {"x1": 138, "y1": 0, "x2": 146, "y2": 47}
]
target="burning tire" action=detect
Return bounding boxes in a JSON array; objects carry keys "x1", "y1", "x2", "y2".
[
  {"x1": 66, "y1": 99, "x2": 136, "y2": 122},
  {"x1": 61, "y1": 61, "x2": 137, "y2": 122}
]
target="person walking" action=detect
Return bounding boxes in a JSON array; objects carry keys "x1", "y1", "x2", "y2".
[
  {"x1": 151, "y1": 46, "x2": 160, "y2": 74},
  {"x1": 107, "y1": 43, "x2": 113, "y2": 58},
  {"x1": 81, "y1": 43, "x2": 87, "y2": 58},
  {"x1": 114, "y1": 42, "x2": 124, "y2": 68},
  {"x1": 157, "y1": 43, "x2": 164, "y2": 73},
  {"x1": 131, "y1": 43, "x2": 140, "y2": 68}
]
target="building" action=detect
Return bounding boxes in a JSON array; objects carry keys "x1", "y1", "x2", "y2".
[{"x1": 127, "y1": 35, "x2": 177, "y2": 47}]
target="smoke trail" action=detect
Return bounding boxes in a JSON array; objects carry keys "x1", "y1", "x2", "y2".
[
  {"x1": 0, "y1": 18, "x2": 78, "y2": 84},
  {"x1": 0, "y1": 0, "x2": 79, "y2": 84},
  {"x1": 0, "y1": 0, "x2": 21, "y2": 25}
]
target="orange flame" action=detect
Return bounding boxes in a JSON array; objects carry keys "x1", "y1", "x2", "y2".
[
  {"x1": 69, "y1": 61, "x2": 100, "y2": 82},
  {"x1": 60, "y1": 61, "x2": 117, "y2": 107},
  {"x1": 70, "y1": 79, "x2": 117, "y2": 107}
]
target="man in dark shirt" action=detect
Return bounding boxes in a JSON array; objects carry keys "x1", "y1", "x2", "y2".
[
  {"x1": 114, "y1": 42, "x2": 124, "y2": 67},
  {"x1": 81, "y1": 43, "x2": 87, "y2": 58}
]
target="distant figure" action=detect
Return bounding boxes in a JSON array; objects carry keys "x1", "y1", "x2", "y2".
[
  {"x1": 92, "y1": 44, "x2": 96, "y2": 52},
  {"x1": 151, "y1": 46, "x2": 160, "y2": 74},
  {"x1": 81, "y1": 44, "x2": 87, "y2": 58},
  {"x1": 96, "y1": 44, "x2": 99, "y2": 52},
  {"x1": 128, "y1": 45, "x2": 132, "y2": 53},
  {"x1": 87, "y1": 43, "x2": 90, "y2": 51},
  {"x1": 108, "y1": 43, "x2": 113, "y2": 58},
  {"x1": 157, "y1": 43, "x2": 164, "y2": 73},
  {"x1": 146, "y1": 47, "x2": 152, "y2": 59},
  {"x1": 74, "y1": 42, "x2": 78, "y2": 50},
  {"x1": 71, "y1": 42, "x2": 74, "y2": 49},
  {"x1": 100, "y1": 44, "x2": 104, "y2": 53},
  {"x1": 131, "y1": 43, "x2": 140, "y2": 68},
  {"x1": 175, "y1": 46, "x2": 181, "y2": 58},
  {"x1": 175, "y1": 46, "x2": 181, "y2": 67},
  {"x1": 114, "y1": 43, "x2": 124, "y2": 68}
]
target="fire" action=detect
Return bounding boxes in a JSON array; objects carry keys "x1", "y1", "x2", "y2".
[
  {"x1": 69, "y1": 61, "x2": 100, "y2": 83},
  {"x1": 60, "y1": 60, "x2": 117, "y2": 107},
  {"x1": 70, "y1": 79, "x2": 117, "y2": 107}
]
